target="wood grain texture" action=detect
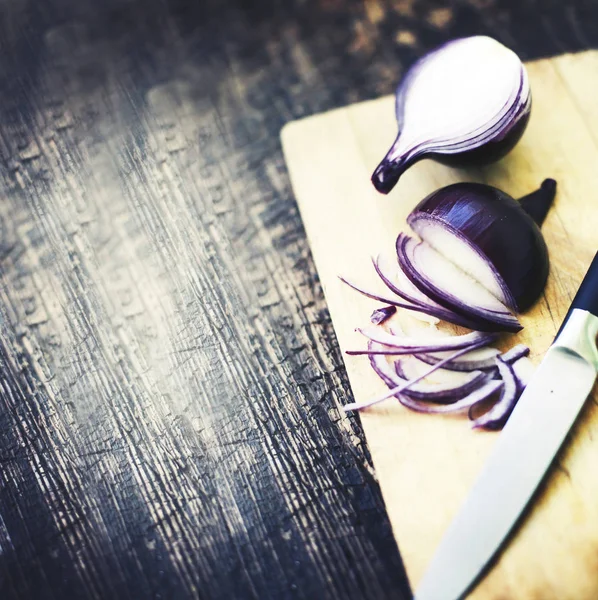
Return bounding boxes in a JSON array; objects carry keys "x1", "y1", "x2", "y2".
[
  {"x1": 282, "y1": 50, "x2": 598, "y2": 599},
  {"x1": 0, "y1": 0, "x2": 596, "y2": 599}
]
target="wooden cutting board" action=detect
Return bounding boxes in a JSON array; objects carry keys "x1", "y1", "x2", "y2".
[{"x1": 281, "y1": 50, "x2": 598, "y2": 599}]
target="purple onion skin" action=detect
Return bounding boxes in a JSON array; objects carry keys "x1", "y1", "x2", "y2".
[
  {"x1": 370, "y1": 305, "x2": 397, "y2": 325},
  {"x1": 430, "y1": 109, "x2": 531, "y2": 168},
  {"x1": 408, "y1": 183, "x2": 549, "y2": 312}
]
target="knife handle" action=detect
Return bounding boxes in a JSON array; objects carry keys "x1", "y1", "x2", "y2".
[{"x1": 570, "y1": 252, "x2": 598, "y2": 318}]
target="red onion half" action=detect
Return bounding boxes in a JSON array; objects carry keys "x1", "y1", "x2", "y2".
[
  {"x1": 339, "y1": 179, "x2": 554, "y2": 333},
  {"x1": 407, "y1": 182, "x2": 553, "y2": 314},
  {"x1": 372, "y1": 36, "x2": 530, "y2": 194}
]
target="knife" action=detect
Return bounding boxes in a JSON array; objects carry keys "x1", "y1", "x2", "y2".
[{"x1": 414, "y1": 251, "x2": 598, "y2": 600}]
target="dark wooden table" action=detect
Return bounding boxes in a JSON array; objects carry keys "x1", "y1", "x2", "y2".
[{"x1": 0, "y1": 1, "x2": 595, "y2": 598}]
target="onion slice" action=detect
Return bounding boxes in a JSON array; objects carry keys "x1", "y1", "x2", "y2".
[
  {"x1": 511, "y1": 355, "x2": 535, "y2": 392},
  {"x1": 355, "y1": 327, "x2": 497, "y2": 353},
  {"x1": 339, "y1": 275, "x2": 447, "y2": 323},
  {"x1": 472, "y1": 357, "x2": 519, "y2": 430},
  {"x1": 500, "y1": 344, "x2": 530, "y2": 363},
  {"x1": 397, "y1": 381, "x2": 503, "y2": 415},
  {"x1": 339, "y1": 276, "x2": 419, "y2": 309},
  {"x1": 392, "y1": 359, "x2": 489, "y2": 402},
  {"x1": 414, "y1": 350, "x2": 500, "y2": 372},
  {"x1": 415, "y1": 344, "x2": 529, "y2": 372}
]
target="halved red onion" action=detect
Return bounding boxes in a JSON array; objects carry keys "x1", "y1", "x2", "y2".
[
  {"x1": 341, "y1": 178, "x2": 552, "y2": 329},
  {"x1": 371, "y1": 36, "x2": 530, "y2": 194},
  {"x1": 407, "y1": 182, "x2": 553, "y2": 311},
  {"x1": 396, "y1": 233, "x2": 522, "y2": 332},
  {"x1": 472, "y1": 357, "x2": 519, "y2": 430}
]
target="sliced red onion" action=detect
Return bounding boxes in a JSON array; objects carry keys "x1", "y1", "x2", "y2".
[
  {"x1": 370, "y1": 342, "x2": 502, "y2": 413},
  {"x1": 393, "y1": 354, "x2": 483, "y2": 384},
  {"x1": 472, "y1": 357, "x2": 519, "y2": 430},
  {"x1": 340, "y1": 276, "x2": 446, "y2": 323},
  {"x1": 393, "y1": 380, "x2": 503, "y2": 415},
  {"x1": 343, "y1": 339, "x2": 494, "y2": 411},
  {"x1": 370, "y1": 305, "x2": 397, "y2": 325},
  {"x1": 367, "y1": 344, "x2": 400, "y2": 389},
  {"x1": 372, "y1": 36, "x2": 530, "y2": 194},
  {"x1": 415, "y1": 344, "x2": 529, "y2": 372},
  {"x1": 396, "y1": 233, "x2": 522, "y2": 332},
  {"x1": 347, "y1": 347, "x2": 420, "y2": 357},
  {"x1": 392, "y1": 359, "x2": 489, "y2": 402},
  {"x1": 372, "y1": 255, "x2": 482, "y2": 329},
  {"x1": 414, "y1": 348, "x2": 500, "y2": 372},
  {"x1": 511, "y1": 355, "x2": 535, "y2": 393},
  {"x1": 373, "y1": 254, "x2": 437, "y2": 305},
  {"x1": 407, "y1": 182, "x2": 552, "y2": 311},
  {"x1": 355, "y1": 327, "x2": 497, "y2": 353},
  {"x1": 500, "y1": 344, "x2": 530, "y2": 364}
]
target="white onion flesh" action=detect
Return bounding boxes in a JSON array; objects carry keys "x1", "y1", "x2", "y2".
[
  {"x1": 409, "y1": 218, "x2": 509, "y2": 305},
  {"x1": 406, "y1": 238, "x2": 515, "y2": 317}
]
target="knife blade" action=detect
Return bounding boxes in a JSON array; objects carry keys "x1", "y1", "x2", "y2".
[{"x1": 414, "y1": 252, "x2": 598, "y2": 600}]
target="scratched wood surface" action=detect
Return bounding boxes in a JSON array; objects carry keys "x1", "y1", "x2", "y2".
[{"x1": 0, "y1": 1, "x2": 597, "y2": 599}]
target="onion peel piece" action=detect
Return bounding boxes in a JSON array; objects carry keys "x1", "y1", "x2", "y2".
[{"x1": 407, "y1": 182, "x2": 551, "y2": 312}]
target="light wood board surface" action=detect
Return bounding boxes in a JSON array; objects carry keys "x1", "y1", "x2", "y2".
[{"x1": 281, "y1": 50, "x2": 598, "y2": 599}]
